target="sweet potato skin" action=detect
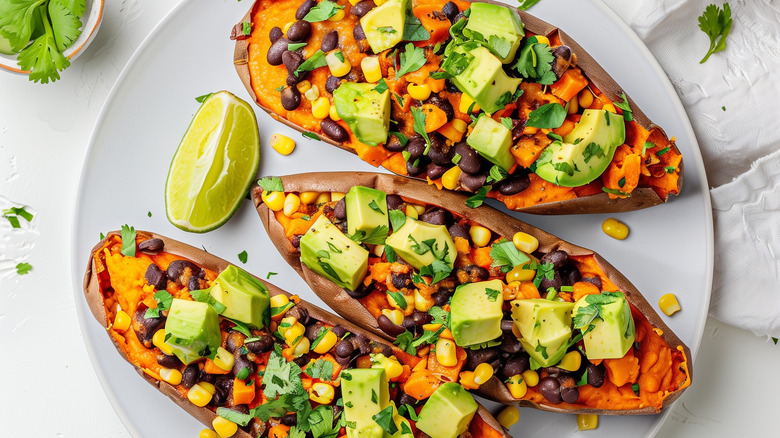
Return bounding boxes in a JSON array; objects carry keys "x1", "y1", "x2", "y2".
[
  {"x1": 233, "y1": 0, "x2": 683, "y2": 214},
  {"x1": 253, "y1": 172, "x2": 692, "y2": 414},
  {"x1": 83, "y1": 231, "x2": 509, "y2": 436}
]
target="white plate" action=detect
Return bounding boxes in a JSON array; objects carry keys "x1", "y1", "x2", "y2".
[{"x1": 71, "y1": 0, "x2": 713, "y2": 437}]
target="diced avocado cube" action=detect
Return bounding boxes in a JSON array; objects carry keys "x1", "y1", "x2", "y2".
[
  {"x1": 164, "y1": 298, "x2": 222, "y2": 365},
  {"x1": 342, "y1": 368, "x2": 389, "y2": 438},
  {"x1": 450, "y1": 46, "x2": 522, "y2": 114},
  {"x1": 511, "y1": 299, "x2": 574, "y2": 367},
  {"x1": 384, "y1": 218, "x2": 456, "y2": 271},
  {"x1": 450, "y1": 279, "x2": 504, "y2": 347},
  {"x1": 360, "y1": 0, "x2": 407, "y2": 54},
  {"x1": 334, "y1": 82, "x2": 392, "y2": 146},
  {"x1": 416, "y1": 383, "x2": 478, "y2": 438},
  {"x1": 573, "y1": 292, "x2": 636, "y2": 360},
  {"x1": 467, "y1": 115, "x2": 515, "y2": 171},
  {"x1": 534, "y1": 109, "x2": 626, "y2": 187},
  {"x1": 464, "y1": 3, "x2": 524, "y2": 63},
  {"x1": 300, "y1": 215, "x2": 369, "y2": 291},
  {"x1": 345, "y1": 186, "x2": 388, "y2": 237},
  {"x1": 209, "y1": 265, "x2": 270, "y2": 329}
]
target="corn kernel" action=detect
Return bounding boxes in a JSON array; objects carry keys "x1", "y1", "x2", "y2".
[
  {"x1": 152, "y1": 329, "x2": 174, "y2": 356},
  {"x1": 213, "y1": 347, "x2": 235, "y2": 371},
  {"x1": 312, "y1": 97, "x2": 330, "y2": 119},
  {"x1": 558, "y1": 351, "x2": 582, "y2": 372},
  {"x1": 522, "y1": 369, "x2": 539, "y2": 387},
  {"x1": 292, "y1": 337, "x2": 311, "y2": 357},
  {"x1": 459, "y1": 371, "x2": 480, "y2": 390},
  {"x1": 383, "y1": 356, "x2": 404, "y2": 379},
  {"x1": 469, "y1": 225, "x2": 491, "y2": 248},
  {"x1": 578, "y1": 89, "x2": 594, "y2": 108},
  {"x1": 262, "y1": 190, "x2": 285, "y2": 212},
  {"x1": 435, "y1": 338, "x2": 458, "y2": 367},
  {"x1": 512, "y1": 232, "x2": 539, "y2": 254},
  {"x1": 388, "y1": 292, "x2": 415, "y2": 314},
  {"x1": 282, "y1": 193, "x2": 302, "y2": 218},
  {"x1": 361, "y1": 56, "x2": 383, "y2": 83},
  {"x1": 577, "y1": 414, "x2": 599, "y2": 431},
  {"x1": 188, "y1": 383, "x2": 213, "y2": 407},
  {"x1": 601, "y1": 217, "x2": 629, "y2": 240},
  {"x1": 285, "y1": 322, "x2": 306, "y2": 347},
  {"x1": 270, "y1": 133, "x2": 296, "y2": 156},
  {"x1": 326, "y1": 51, "x2": 351, "y2": 77},
  {"x1": 381, "y1": 308, "x2": 405, "y2": 326},
  {"x1": 270, "y1": 293, "x2": 290, "y2": 309},
  {"x1": 602, "y1": 103, "x2": 617, "y2": 113},
  {"x1": 199, "y1": 381, "x2": 216, "y2": 395},
  {"x1": 330, "y1": 192, "x2": 346, "y2": 202},
  {"x1": 414, "y1": 289, "x2": 435, "y2": 312},
  {"x1": 313, "y1": 329, "x2": 338, "y2": 354},
  {"x1": 567, "y1": 96, "x2": 579, "y2": 114},
  {"x1": 659, "y1": 293, "x2": 681, "y2": 316},
  {"x1": 496, "y1": 406, "x2": 520, "y2": 429},
  {"x1": 113, "y1": 310, "x2": 131, "y2": 332},
  {"x1": 411, "y1": 204, "x2": 426, "y2": 215},
  {"x1": 407, "y1": 83, "x2": 431, "y2": 101},
  {"x1": 213, "y1": 416, "x2": 238, "y2": 438},
  {"x1": 534, "y1": 35, "x2": 550, "y2": 45},
  {"x1": 304, "y1": 84, "x2": 320, "y2": 101},
  {"x1": 300, "y1": 191, "x2": 319, "y2": 204},
  {"x1": 506, "y1": 374, "x2": 527, "y2": 399},
  {"x1": 329, "y1": 104, "x2": 341, "y2": 121},
  {"x1": 473, "y1": 363, "x2": 495, "y2": 385},
  {"x1": 282, "y1": 21, "x2": 294, "y2": 34},
  {"x1": 405, "y1": 204, "x2": 418, "y2": 219},
  {"x1": 505, "y1": 263, "x2": 535, "y2": 283},
  {"x1": 200, "y1": 429, "x2": 219, "y2": 438},
  {"x1": 373, "y1": 244, "x2": 385, "y2": 257},
  {"x1": 459, "y1": 94, "x2": 480, "y2": 113},
  {"x1": 296, "y1": 80, "x2": 311, "y2": 94},
  {"x1": 347, "y1": 0, "x2": 360, "y2": 5},
  {"x1": 309, "y1": 382, "x2": 336, "y2": 404},
  {"x1": 442, "y1": 166, "x2": 462, "y2": 190},
  {"x1": 159, "y1": 367, "x2": 183, "y2": 385},
  {"x1": 327, "y1": 8, "x2": 346, "y2": 21},
  {"x1": 315, "y1": 192, "x2": 331, "y2": 206},
  {"x1": 451, "y1": 118, "x2": 468, "y2": 133}
]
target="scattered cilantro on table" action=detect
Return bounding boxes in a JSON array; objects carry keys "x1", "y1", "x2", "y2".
[
  {"x1": 698, "y1": 3, "x2": 732, "y2": 63},
  {"x1": 16, "y1": 262, "x2": 33, "y2": 275}
]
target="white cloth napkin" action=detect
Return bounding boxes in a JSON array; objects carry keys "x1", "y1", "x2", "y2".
[{"x1": 610, "y1": 0, "x2": 780, "y2": 337}]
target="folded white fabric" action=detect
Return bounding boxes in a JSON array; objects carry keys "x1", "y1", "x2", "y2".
[{"x1": 606, "y1": 0, "x2": 780, "y2": 336}]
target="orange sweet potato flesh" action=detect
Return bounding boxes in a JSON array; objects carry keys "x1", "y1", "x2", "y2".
[
  {"x1": 233, "y1": 0, "x2": 683, "y2": 214},
  {"x1": 253, "y1": 172, "x2": 692, "y2": 414},
  {"x1": 82, "y1": 231, "x2": 509, "y2": 437}
]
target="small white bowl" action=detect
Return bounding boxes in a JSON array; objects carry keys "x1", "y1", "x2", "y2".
[{"x1": 0, "y1": 0, "x2": 105, "y2": 76}]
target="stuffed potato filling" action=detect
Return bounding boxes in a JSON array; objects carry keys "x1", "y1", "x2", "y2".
[
  {"x1": 264, "y1": 180, "x2": 691, "y2": 412},
  {"x1": 91, "y1": 233, "x2": 505, "y2": 438}
]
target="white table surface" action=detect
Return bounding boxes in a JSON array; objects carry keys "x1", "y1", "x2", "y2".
[{"x1": 1, "y1": 1, "x2": 778, "y2": 437}]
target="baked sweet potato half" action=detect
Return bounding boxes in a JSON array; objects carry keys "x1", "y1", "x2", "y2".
[
  {"x1": 253, "y1": 172, "x2": 692, "y2": 414},
  {"x1": 83, "y1": 231, "x2": 510, "y2": 438},
  {"x1": 233, "y1": 0, "x2": 682, "y2": 214}
]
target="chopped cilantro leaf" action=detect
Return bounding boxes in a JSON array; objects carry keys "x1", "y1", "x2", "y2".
[
  {"x1": 120, "y1": 224, "x2": 136, "y2": 257},
  {"x1": 16, "y1": 262, "x2": 32, "y2": 275},
  {"x1": 258, "y1": 176, "x2": 284, "y2": 193}
]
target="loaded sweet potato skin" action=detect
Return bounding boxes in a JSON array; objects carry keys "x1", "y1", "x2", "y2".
[
  {"x1": 83, "y1": 231, "x2": 509, "y2": 437},
  {"x1": 253, "y1": 172, "x2": 692, "y2": 414},
  {"x1": 234, "y1": 0, "x2": 683, "y2": 214}
]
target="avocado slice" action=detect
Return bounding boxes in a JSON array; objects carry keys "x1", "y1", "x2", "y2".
[
  {"x1": 534, "y1": 109, "x2": 626, "y2": 187},
  {"x1": 360, "y1": 0, "x2": 407, "y2": 54},
  {"x1": 300, "y1": 215, "x2": 369, "y2": 291},
  {"x1": 450, "y1": 46, "x2": 522, "y2": 114},
  {"x1": 341, "y1": 368, "x2": 412, "y2": 438},
  {"x1": 333, "y1": 82, "x2": 391, "y2": 146},
  {"x1": 384, "y1": 218, "x2": 456, "y2": 271},
  {"x1": 209, "y1": 265, "x2": 270, "y2": 329},
  {"x1": 164, "y1": 298, "x2": 222, "y2": 365},
  {"x1": 415, "y1": 383, "x2": 478, "y2": 438},
  {"x1": 464, "y1": 3, "x2": 524, "y2": 63},
  {"x1": 345, "y1": 185, "x2": 388, "y2": 237},
  {"x1": 511, "y1": 299, "x2": 574, "y2": 367},
  {"x1": 450, "y1": 279, "x2": 504, "y2": 347},
  {"x1": 573, "y1": 292, "x2": 636, "y2": 360},
  {"x1": 467, "y1": 115, "x2": 515, "y2": 171}
]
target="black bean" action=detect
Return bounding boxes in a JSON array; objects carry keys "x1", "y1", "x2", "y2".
[
  {"x1": 426, "y1": 164, "x2": 448, "y2": 181},
  {"x1": 384, "y1": 134, "x2": 406, "y2": 152},
  {"x1": 181, "y1": 364, "x2": 198, "y2": 389},
  {"x1": 281, "y1": 86, "x2": 302, "y2": 111},
  {"x1": 391, "y1": 271, "x2": 413, "y2": 290},
  {"x1": 346, "y1": 282, "x2": 373, "y2": 299},
  {"x1": 419, "y1": 206, "x2": 449, "y2": 226},
  {"x1": 321, "y1": 118, "x2": 349, "y2": 142},
  {"x1": 454, "y1": 142, "x2": 486, "y2": 175},
  {"x1": 132, "y1": 303, "x2": 166, "y2": 348},
  {"x1": 539, "y1": 376, "x2": 563, "y2": 403},
  {"x1": 267, "y1": 37, "x2": 289, "y2": 66},
  {"x1": 459, "y1": 171, "x2": 487, "y2": 192},
  {"x1": 540, "y1": 272, "x2": 563, "y2": 291},
  {"x1": 448, "y1": 223, "x2": 469, "y2": 240},
  {"x1": 550, "y1": 45, "x2": 573, "y2": 79},
  {"x1": 156, "y1": 354, "x2": 179, "y2": 368},
  {"x1": 269, "y1": 26, "x2": 283, "y2": 43},
  {"x1": 295, "y1": 0, "x2": 317, "y2": 19},
  {"x1": 406, "y1": 157, "x2": 428, "y2": 176},
  {"x1": 499, "y1": 332, "x2": 523, "y2": 354},
  {"x1": 321, "y1": 30, "x2": 338, "y2": 52},
  {"x1": 586, "y1": 362, "x2": 605, "y2": 388},
  {"x1": 372, "y1": 342, "x2": 394, "y2": 358},
  {"x1": 225, "y1": 330, "x2": 246, "y2": 353},
  {"x1": 335, "y1": 339, "x2": 355, "y2": 358},
  {"x1": 245, "y1": 334, "x2": 275, "y2": 354},
  {"x1": 350, "y1": 0, "x2": 376, "y2": 17},
  {"x1": 351, "y1": 333, "x2": 371, "y2": 355},
  {"x1": 233, "y1": 351, "x2": 256, "y2": 378},
  {"x1": 386, "y1": 194, "x2": 404, "y2": 211},
  {"x1": 442, "y1": 1, "x2": 459, "y2": 21},
  {"x1": 455, "y1": 265, "x2": 489, "y2": 284},
  {"x1": 145, "y1": 264, "x2": 167, "y2": 291},
  {"x1": 334, "y1": 198, "x2": 347, "y2": 219},
  {"x1": 291, "y1": 234, "x2": 302, "y2": 248},
  {"x1": 541, "y1": 250, "x2": 570, "y2": 269},
  {"x1": 282, "y1": 50, "x2": 304, "y2": 77},
  {"x1": 427, "y1": 95, "x2": 454, "y2": 122},
  {"x1": 582, "y1": 276, "x2": 603, "y2": 290},
  {"x1": 378, "y1": 315, "x2": 407, "y2": 337},
  {"x1": 293, "y1": 353, "x2": 312, "y2": 368},
  {"x1": 432, "y1": 289, "x2": 453, "y2": 306},
  {"x1": 427, "y1": 137, "x2": 454, "y2": 166},
  {"x1": 305, "y1": 322, "x2": 326, "y2": 342},
  {"x1": 353, "y1": 23, "x2": 366, "y2": 41},
  {"x1": 559, "y1": 376, "x2": 579, "y2": 403},
  {"x1": 167, "y1": 260, "x2": 203, "y2": 287},
  {"x1": 281, "y1": 413, "x2": 298, "y2": 426},
  {"x1": 500, "y1": 320, "x2": 515, "y2": 332},
  {"x1": 138, "y1": 238, "x2": 164, "y2": 253},
  {"x1": 405, "y1": 136, "x2": 426, "y2": 159},
  {"x1": 397, "y1": 392, "x2": 419, "y2": 407},
  {"x1": 198, "y1": 369, "x2": 216, "y2": 384},
  {"x1": 494, "y1": 172, "x2": 531, "y2": 196},
  {"x1": 465, "y1": 347, "x2": 500, "y2": 371},
  {"x1": 284, "y1": 305, "x2": 310, "y2": 326},
  {"x1": 562, "y1": 267, "x2": 582, "y2": 286},
  {"x1": 287, "y1": 21, "x2": 312, "y2": 42},
  {"x1": 500, "y1": 355, "x2": 529, "y2": 379},
  {"x1": 324, "y1": 76, "x2": 341, "y2": 95}
]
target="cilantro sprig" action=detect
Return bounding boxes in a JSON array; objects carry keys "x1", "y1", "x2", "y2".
[
  {"x1": 395, "y1": 43, "x2": 426, "y2": 77},
  {"x1": 698, "y1": 3, "x2": 732, "y2": 64},
  {"x1": 513, "y1": 38, "x2": 556, "y2": 85}
]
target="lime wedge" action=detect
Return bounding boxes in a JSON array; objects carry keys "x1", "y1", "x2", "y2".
[{"x1": 165, "y1": 91, "x2": 261, "y2": 232}]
